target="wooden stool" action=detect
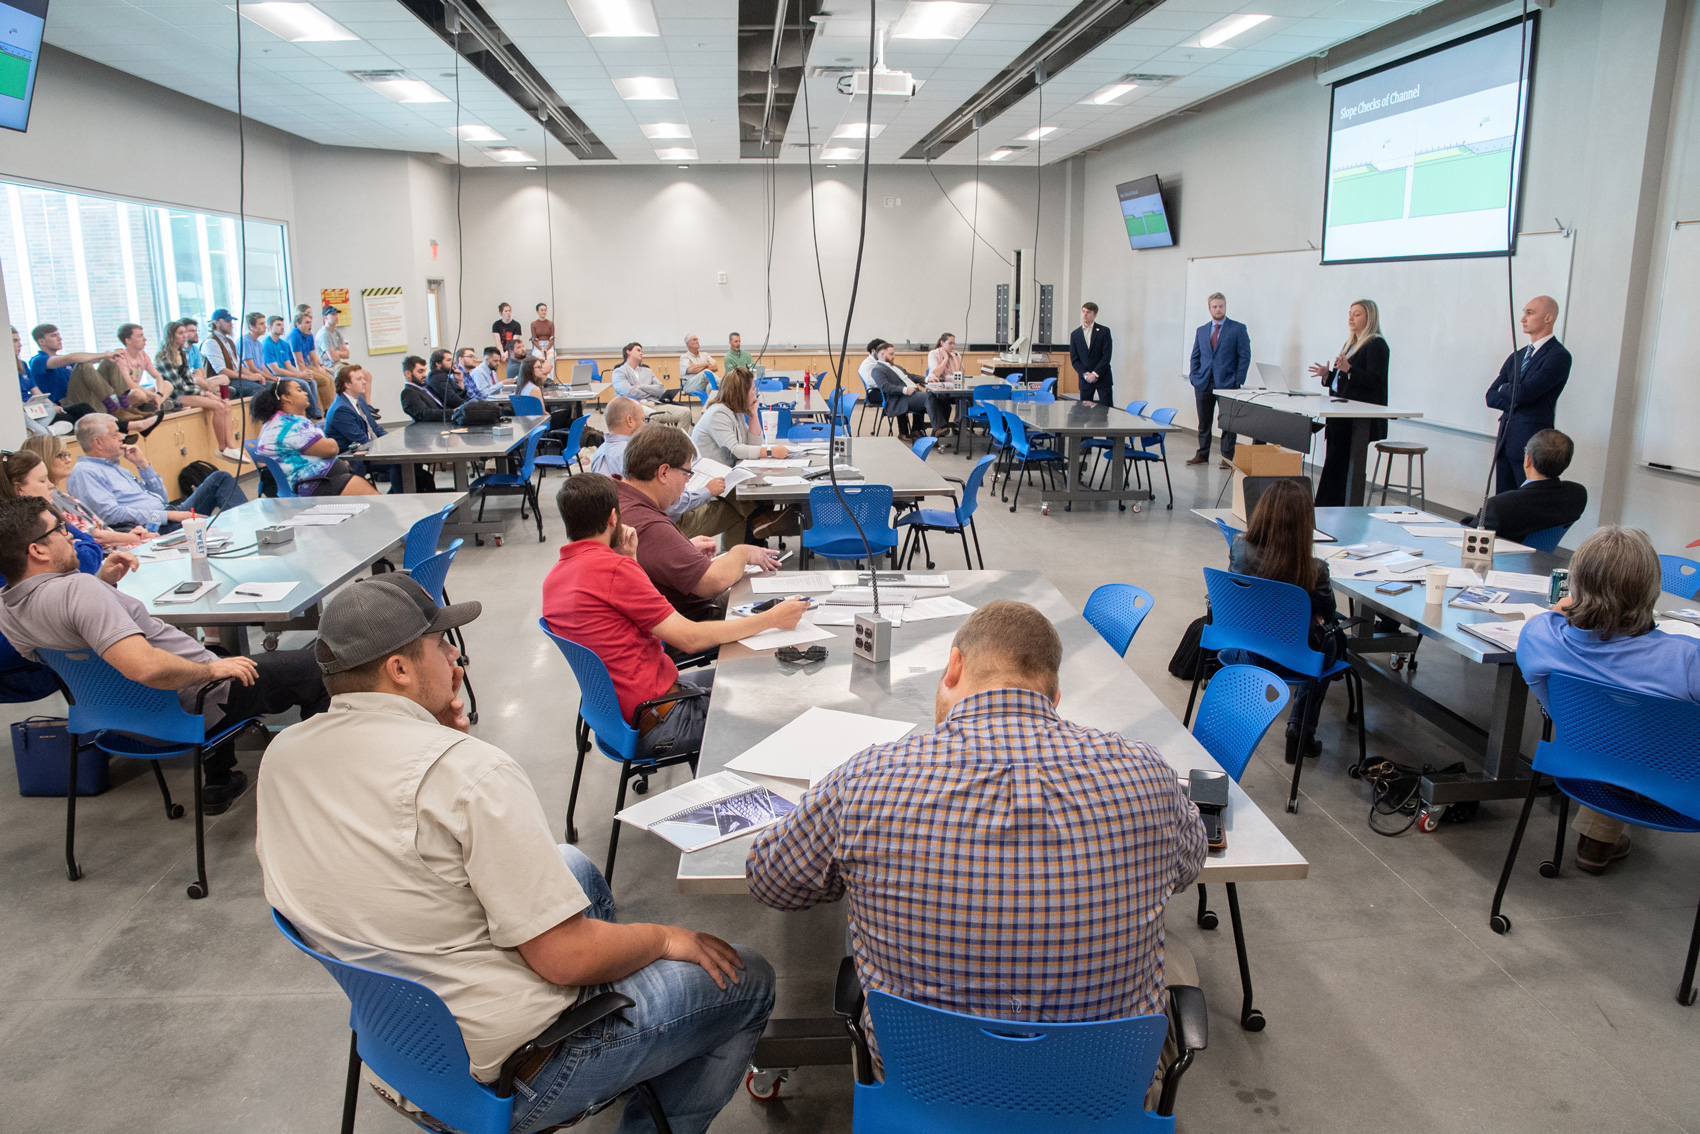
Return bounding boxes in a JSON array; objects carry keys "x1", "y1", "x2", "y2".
[{"x1": 1372, "y1": 440, "x2": 1428, "y2": 509}]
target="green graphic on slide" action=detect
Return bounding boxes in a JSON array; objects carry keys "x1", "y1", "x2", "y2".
[
  {"x1": 0, "y1": 52, "x2": 29, "y2": 101},
  {"x1": 1330, "y1": 165, "x2": 1405, "y2": 226},
  {"x1": 1124, "y1": 211, "x2": 1168, "y2": 238},
  {"x1": 1410, "y1": 146, "x2": 1513, "y2": 217}
]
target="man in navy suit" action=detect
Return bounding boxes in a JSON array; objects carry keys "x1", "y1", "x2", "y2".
[
  {"x1": 1486, "y1": 295, "x2": 1571, "y2": 494},
  {"x1": 1185, "y1": 292, "x2": 1252, "y2": 468},
  {"x1": 1069, "y1": 302, "x2": 1113, "y2": 407}
]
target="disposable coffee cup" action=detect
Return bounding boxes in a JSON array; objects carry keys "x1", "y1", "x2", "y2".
[
  {"x1": 1424, "y1": 566, "x2": 1449, "y2": 604},
  {"x1": 758, "y1": 409, "x2": 779, "y2": 444},
  {"x1": 182, "y1": 516, "x2": 211, "y2": 561}
]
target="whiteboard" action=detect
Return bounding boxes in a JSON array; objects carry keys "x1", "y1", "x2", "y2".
[
  {"x1": 1183, "y1": 231, "x2": 1574, "y2": 435},
  {"x1": 1637, "y1": 223, "x2": 1700, "y2": 476}
]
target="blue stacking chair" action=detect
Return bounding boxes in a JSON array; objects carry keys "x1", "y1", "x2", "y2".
[
  {"x1": 1113, "y1": 407, "x2": 1178, "y2": 511},
  {"x1": 1038, "y1": 376, "x2": 1057, "y2": 398},
  {"x1": 856, "y1": 384, "x2": 883, "y2": 435},
  {"x1": 788, "y1": 422, "x2": 832, "y2": 442},
  {"x1": 1489, "y1": 675, "x2": 1700, "y2": 1005},
  {"x1": 246, "y1": 440, "x2": 297, "y2": 499},
  {"x1": 982, "y1": 404, "x2": 1014, "y2": 495},
  {"x1": 833, "y1": 982, "x2": 1207, "y2": 1131},
  {"x1": 534, "y1": 414, "x2": 592, "y2": 491},
  {"x1": 1082, "y1": 401, "x2": 1149, "y2": 485},
  {"x1": 576, "y1": 358, "x2": 601, "y2": 380},
  {"x1": 407, "y1": 538, "x2": 478, "y2": 725},
  {"x1": 538, "y1": 620, "x2": 709, "y2": 882},
  {"x1": 1188, "y1": 568, "x2": 1365, "y2": 814},
  {"x1": 509, "y1": 393, "x2": 545, "y2": 417},
  {"x1": 1213, "y1": 517, "x2": 1241, "y2": 549},
  {"x1": 1084, "y1": 583, "x2": 1156, "y2": 656},
  {"x1": 38, "y1": 648, "x2": 258, "y2": 899},
  {"x1": 468, "y1": 422, "x2": 547, "y2": 543},
  {"x1": 271, "y1": 911, "x2": 665, "y2": 1134},
  {"x1": 1188, "y1": 665, "x2": 1291, "y2": 1032},
  {"x1": 676, "y1": 370, "x2": 717, "y2": 411},
  {"x1": 896, "y1": 455, "x2": 994, "y2": 571},
  {"x1": 754, "y1": 376, "x2": 788, "y2": 392},
  {"x1": 403, "y1": 502, "x2": 457, "y2": 570},
  {"x1": 802, "y1": 483, "x2": 899, "y2": 569},
  {"x1": 827, "y1": 388, "x2": 861, "y2": 432},
  {"x1": 958, "y1": 384, "x2": 1008, "y2": 458},
  {"x1": 1658, "y1": 554, "x2": 1700, "y2": 599},
  {"x1": 1000, "y1": 411, "x2": 1065, "y2": 513},
  {"x1": 910, "y1": 436, "x2": 937, "y2": 462},
  {"x1": 1520, "y1": 524, "x2": 1570, "y2": 554}
]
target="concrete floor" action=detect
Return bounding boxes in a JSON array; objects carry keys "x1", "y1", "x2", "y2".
[{"x1": 1, "y1": 434, "x2": 1695, "y2": 1133}]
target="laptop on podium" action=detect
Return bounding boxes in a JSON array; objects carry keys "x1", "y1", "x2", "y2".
[{"x1": 1251, "y1": 362, "x2": 1319, "y2": 396}]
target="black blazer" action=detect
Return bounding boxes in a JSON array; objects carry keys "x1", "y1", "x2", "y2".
[
  {"x1": 1070, "y1": 324, "x2": 1112, "y2": 382},
  {"x1": 426, "y1": 367, "x2": 468, "y2": 411},
  {"x1": 869, "y1": 360, "x2": 917, "y2": 399},
  {"x1": 1324, "y1": 336, "x2": 1390, "y2": 441},
  {"x1": 1479, "y1": 477, "x2": 1588, "y2": 543},
  {"x1": 1486, "y1": 339, "x2": 1571, "y2": 431},
  {"x1": 401, "y1": 382, "x2": 454, "y2": 422}
]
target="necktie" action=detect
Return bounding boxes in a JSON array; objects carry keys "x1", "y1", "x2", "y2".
[
  {"x1": 1521, "y1": 345, "x2": 1533, "y2": 371},
  {"x1": 1210, "y1": 323, "x2": 1220, "y2": 350}
]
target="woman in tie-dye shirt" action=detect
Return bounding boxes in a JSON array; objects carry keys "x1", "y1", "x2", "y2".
[{"x1": 253, "y1": 379, "x2": 378, "y2": 497}]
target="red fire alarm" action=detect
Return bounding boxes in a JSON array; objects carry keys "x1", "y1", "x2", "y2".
[{"x1": 429, "y1": 240, "x2": 439, "y2": 259}]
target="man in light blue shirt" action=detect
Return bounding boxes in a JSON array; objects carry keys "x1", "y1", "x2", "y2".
[
  {"x1": 1517, "y1": 525, "x2": 1700, "y2": 873},
  {"x1": 591, "y1": 398, "x2": 718, "y2": 525},
  {"x1": 66, "y1": 414, "x2": 249, "y2": 533},
  {"x1": 237, "y1": 312, "x2": 272, "y2": 397},
  {"x1": 466, "y1": 347, "x2": 504, "y2": 400},
  {"x1": 611, "y1": 342, "x2": 690, "y2": 428}
]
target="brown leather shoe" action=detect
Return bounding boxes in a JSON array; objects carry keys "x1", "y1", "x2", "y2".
[
  {"x1": 1185, "y1": 455, "x2": 1209, "y2": 466},
  {"x1": 1219, "y1": 459, "x2": 1233, "y2": 470},
  {"x1": 1575, "y1": 833, "x2": 1631, "y2": 874}
]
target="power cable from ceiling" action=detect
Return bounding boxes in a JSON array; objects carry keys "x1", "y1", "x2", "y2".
[
  {"x1": 232, "y1": 0, "x2": 249, "y2": 477},
  {"x1": 796, "y1": 1, "x2": 835, "y2": 352},
  {"x1": 541, "y1": 122, "x2": 557, "y2": 345},
  {"x1": 924, "y1": 157, "x2": 1012, "y2": 269},
  {"x1": 756, "y1": 131, "x2": 778, "y2": 363},
  {"x1": 452, "y1": 45, "x2": 464, "y2": 357}
]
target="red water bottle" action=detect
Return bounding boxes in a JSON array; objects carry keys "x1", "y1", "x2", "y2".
[{"x1": 803, "y1": 370, "x2": 812, "y2": 407}]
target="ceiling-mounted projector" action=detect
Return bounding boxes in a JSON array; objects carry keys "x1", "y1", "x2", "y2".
[{"x1": 839, "y1": 68, "x2": 916, "y2": 97}]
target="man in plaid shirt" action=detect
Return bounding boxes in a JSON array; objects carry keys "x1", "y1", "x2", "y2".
[{"x1": 747, "y1": 601, "x2": 1206, "y2": 1045}]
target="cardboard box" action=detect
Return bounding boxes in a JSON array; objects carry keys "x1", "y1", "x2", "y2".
[{"x1": 1231, "y1": 444, "x2": 1305, "y2": 521}]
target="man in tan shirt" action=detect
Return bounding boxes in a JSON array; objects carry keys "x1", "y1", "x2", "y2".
[{"x1": 256, "y1": 574, "x2": 772, "y2": 1133}]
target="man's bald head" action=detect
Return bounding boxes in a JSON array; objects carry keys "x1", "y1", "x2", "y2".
[
  {"x1": 605, "y1": 396, "x2": 645, "y2": 434},
  {"x1": 1521, "y1": 295, "x2": 1559, "y2": 340}
]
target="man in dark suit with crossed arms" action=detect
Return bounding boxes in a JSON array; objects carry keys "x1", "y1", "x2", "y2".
[
  {"x1": 1486, "y1": 295, "x2": 1571, "y2": 495},
  {"x1": 1185, "y1": 292, "x2": 1251, "y2": 469},
  {"x1": 1070, "y1": 302, "x2": 1113, "y2": 407}
]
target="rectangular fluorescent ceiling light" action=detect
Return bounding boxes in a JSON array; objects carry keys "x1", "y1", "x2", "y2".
[
  {"x1": 231, "y1": 2, "x2": 358, "y2": 42},
  {"x1": 566, "y1": 0, "x2": 661, "y2": 37},
  {"x1": 655, "y1": 147, "x2": 698, "y2": 161},
  {"x1": 1084, "y1": 81, "x2": 1137, "y2": 106},
  {"x1": 820, "y1": 146, "x2": 863, "y2": 160},
  {"x1": 613, "y1": 76, "x2": 678, "y2": 100},
  {"x1": 987, "y1": 146, "x2": 1024, "y2": 161},
  {"x1": 449, "y1": 124, "x2": 505, "y2": 142},
  {"x1": 641, "y1": 123, "x2": 692, "y2": 139},
  {"x1": 1199, "y1": 13, "x2": 1272, "y2": 48},
  {"x1": 891, "y1": 2, "x2": 989, "y2": 40},
  {"x1": 1020, "y1": 126, "x2": 1057, "y2": 141},
  {"x1": 485, "y1": 148, "x2": 538, "y2": 163},
  {"x1": 832, "y1": 122, "x2": 885, "y2": 139},
  {"x1": 358, "y1": 76, "x2": 449, "y2": 104}
]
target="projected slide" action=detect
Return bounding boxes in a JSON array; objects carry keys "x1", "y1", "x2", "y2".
[
  {"x1": 1116, "y1": 175, "x2": 1174, "y2": 250},
  {"x1": 1322, "y1": 18, "x2": 1534, "y2": 264},
  {"x1": 0, "y1": 0, "x2": 47, "y2": 133}
]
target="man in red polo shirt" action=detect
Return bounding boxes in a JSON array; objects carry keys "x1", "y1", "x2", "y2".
[
  {"x1": 615, "y1": 426, "x2": 780, "y2": 621},
  {"x1": 543, "y1": 473, "x2": 807, "y2": 758}
]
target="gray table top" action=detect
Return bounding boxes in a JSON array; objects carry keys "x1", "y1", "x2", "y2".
[
  {"x1": 735, "y1": 437, "x2": 957, "y2": 504},
  {"x1": 677, "y1": 569, "x2": 1310, "y2": 893},
  {"x1": 1009, "y1": 400, "x2": 1185, "y2": 437},
  {"x1": 354, "y1": 417, "x2": 547, "y2": 463},
  {"x1": 118, "y1": 494, "x2": 466, "y2": 625},
  {"x1": 499, "y1": 383, "x2": 605, "y2": 404},
  {"x1": 1214, "y1": 389, "x2": 1422, "y2": 421},
  {"x1": 1191, "y1": 506, "x2": 1592, "y2": 665},
  {"x1": 756, "y1": 389, "x2": 828, "y2": 412}
]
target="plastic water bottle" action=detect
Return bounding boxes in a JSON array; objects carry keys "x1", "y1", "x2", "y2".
[{"x1": 803, "y1": 371, "x2": 812, "y2": 407}]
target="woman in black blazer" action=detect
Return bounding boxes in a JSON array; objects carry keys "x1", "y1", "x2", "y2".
[{"x1": 1309, "y1": 298, "x2": 1389, "y2": 507}]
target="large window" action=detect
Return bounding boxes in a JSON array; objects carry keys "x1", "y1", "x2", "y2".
[{"x1": 0, "y1": 179, "x2": 289, "y2": 352}]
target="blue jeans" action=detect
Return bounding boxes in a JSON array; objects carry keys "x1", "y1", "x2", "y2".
[
  {"x1": 227, "y1": 377, "x2": 266, "y2": 399},
  {"x1": 158, "y1": 471, "x2": 250, "y2": 532},
  {"x1": 508, "y1": 846, "x2": 774, "y2": 1134}
]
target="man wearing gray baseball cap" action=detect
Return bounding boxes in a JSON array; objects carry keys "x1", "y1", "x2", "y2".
[{"x1": 255, "y1": 574, "x2": 772, "y2": 1134}]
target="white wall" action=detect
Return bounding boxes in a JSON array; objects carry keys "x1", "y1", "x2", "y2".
[
  {"x1": 452, "y1": 162, "x2": 1069, "y2": 368},
  {"x1": 1076, "y1": 0, "x2": 1697, "y2": 551}
]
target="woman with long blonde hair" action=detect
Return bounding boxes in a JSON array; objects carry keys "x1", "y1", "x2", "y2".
[
  {"x1": 17, "y1": 432, "x2": 148, "y2": 548},
  {"x1": 1308, "y1": 298, "x2": 1390, "y2": 506}
]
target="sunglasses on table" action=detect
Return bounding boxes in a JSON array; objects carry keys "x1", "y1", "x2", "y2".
[{"x1": 776, "y1": 645, "x2": 828, "y2": 664}]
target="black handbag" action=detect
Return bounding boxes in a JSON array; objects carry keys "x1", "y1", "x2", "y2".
[{"x1": 1168, "y1": 614, "x2": 1210, "y2": 680}]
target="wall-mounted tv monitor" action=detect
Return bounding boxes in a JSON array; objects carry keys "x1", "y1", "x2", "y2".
[
  {"x1": 0, "y1": 0, "x2": 48, "y2": 133},
  {"x1": 1116, "y1": 175, "x2": 1173, "y2": 250},
  {"x1": 1321, "y1": 15, "x2": 1537, "y2": 264}
]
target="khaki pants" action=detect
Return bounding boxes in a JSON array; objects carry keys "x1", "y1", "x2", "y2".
[
  {"x1": 643, "y1": 402, "x2": 693, "y2": 429},
  {"x1": 677, "y1": 495, "x2": 757, "y2": 540},
  {"x1": 1571, "y1": 806, "x2": 1625, "y2": 845},
  {"x1": 305, "y1": 366, "x2": 335, "y2": 413}
]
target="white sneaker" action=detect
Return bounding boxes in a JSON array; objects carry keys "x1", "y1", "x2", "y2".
[{"x1": 220, "y1": 447, "x2": 243, "y2": 461}]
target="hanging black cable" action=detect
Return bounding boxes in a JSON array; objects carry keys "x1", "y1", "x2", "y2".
[
  {"x1": 965, "y1": 125, "x2": 981, "y2": 335},
  {"x1": 542, "y1": 124, "x2": 557, "y2": 344},
  {"x1": 1032, "y1": 80, "x2": 1043, "y2": 285},
  {"x1": 757, "y1": 140, "x2": 777, "y2": 362},
  {"x1": 452, "y1": 51, "x2": 464, "y2": 355},
  {"x1": 796, "y1": 11, "x2": 834, "y2": 349},
  {"x1": 924, "y1": 156, "x2": 1012, "y2": 267},
  {"x1": 232, "y1": 0, "x2": 249, "y2": 476}
]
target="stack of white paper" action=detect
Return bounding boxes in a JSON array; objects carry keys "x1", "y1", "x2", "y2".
[
  {"x1": 1459, "y1": 620, "x2": 1526, "y2": 650},
  {"x1": 750, "y1": 573, "x2": 835, "y2": 593},
  {"x1": 726, "y1": 706, "x2": 917, "y2": 784},
  {"x1": 616, "y1": 772, "x2": 796, "y2": 852},
  {"x1": 741, "y1": 458, "x2": 812, "y2": 469},
  {"x1": 1485, "y1": 570, "x2": 1552, "y2": 594},
  {"x1": 905, "y1": 595, "x2": 977, "y2": 621},
  {"x1": 739, "y1": 622, "x2": 836, "y2": 652},
  {"x1": 762, "y1": 475, "x2": 811, "y2": 486}
]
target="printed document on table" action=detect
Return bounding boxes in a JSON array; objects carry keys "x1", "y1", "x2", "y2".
[
  {"x1": 761, "y1": 475, "x2": 810, "y2": 486},
  {"x1": 740, "y1": 458, "x2": 812, "y2": 469},
  {"x1": 687, "y1": 461, "x2": 758, "y2": 497},
  {"x1": 305, "y1": 501, "x2": 371, "y2": 513},
  {"x1": 726, "y1": 706, "x2": 918, "y2": 785},
  {"x1": 1657, "y1": 618, "x2": 1700, "y2": 640},
  {"x1": 905, "y1": 595, "x2": 977, "y2": 621},
  {"x1": 216, "y1": 581, "x2": 300, "y2": 604},
  {"x1": 616, "y1": 772, "x2": 796, "y2": 852},
  {"x1": 281, "y1": 514, "x2": 353, "y2": 527},
  {"x1": 1400, "y1": 524, "x2": 1469, "y2": 538},
  {"x1": 738, "y1": 622, "x2": 836, "y2": 652},
  {"x1": 750, "y1": 573, "x2": 835, "y2": 593},
  {"x1": 1485, "y1": 570, "x2": 1552, "y2": 594},
  {"x1": 1447, "y1": 538, "x2": 1534, "y2": 554},
  {"x1": 1370, "y1": 509, "x2": 1450, "y2": 524},
  {"x1": 1459, "y1": 620, "x2": 1526, "y2": 650},
  {"x1": 811, "y1": 606, "x2": 902, "y2": 627}
]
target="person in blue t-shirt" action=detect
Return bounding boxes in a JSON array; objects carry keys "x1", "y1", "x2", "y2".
[
  {"x1": 288, "y1": 310, "x2": 335, "y2": 414},
  {"x1": 25, "y1": 323, "x2": 118, "y2": 409},
  {"x1": 261, "y1": 315, "x2": 321, "y2": 417},
  {"x1": 1517, "y1": 525, "x2": 1700, "y2": 873}
]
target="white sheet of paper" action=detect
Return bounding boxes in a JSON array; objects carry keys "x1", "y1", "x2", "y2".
[
  {"x1": 905, "y1": 595, "x2": 977, "y2": 621},
  {"x1": 1448, "y1": 538, "x2": 1534, "y2": 554},
  {"x1": 1485, "y1": 570, "x2": 1553, "y2": 594},
  {"x1": 726, "y1": 706, "x2": 918, "y2": 785},
  {"x1": 741, "y1": 458, "x2": 812, "y2": 469},
  {"x1": 901, "y1": 574, "x2": 951, "y2": 588},
  {"x1": 281, "y1": 513, "x2": 352, "y2": 527},
  {"x1": 762, "y1": 475, "x2": 811, "y2": 486},
  {"x1": 1459, "y1": 620, "x2": 1526, "y2": 649},
  {"x1": 1400, "y1": 524, "x2": 1469, "y2": 538},
  {"x1": 827, "y1": 587, "x2": 917, "y2": 606},
  {"x1": 215, "y1": 581, "x2": 300, "y2": 604},
  {"x1": 1657, "y1": 618, "x2": 1700, "y2": 640},
  {"x1": 737, "y1": 622, "x2": 837, "y2": 652},
  {"x1": 1484, "y1": 602, "x2": 1550, "y2": 619},
  {"x1": 810, "y1": 606, "x2": 902, "y2": 627},
  {"x1": 750, "y1": 573, "x2": 835, "y2": 593},
  {"x1": 305, "y1": 501, "x2": 371, "y2": 513},
  {"x1": 135, "y1": 547, "x2": 185, "y2": 563}
]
